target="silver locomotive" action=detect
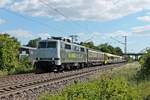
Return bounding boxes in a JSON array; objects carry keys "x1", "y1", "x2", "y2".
[{"x1": 34, "y1": 37, "x2": 87, "y2": 72}]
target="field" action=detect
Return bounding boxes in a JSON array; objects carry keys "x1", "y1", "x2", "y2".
[{"x1": 39, "y1": 62, "x2": 150, "y2": 100}]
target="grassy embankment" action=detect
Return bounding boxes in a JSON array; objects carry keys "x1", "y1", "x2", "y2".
[
  {"x1": 0, "y1": 70, "x2": 8, "y2": 77},
  {"x1": 39, "y1": 62, "x2": 150, "y2": 100}
]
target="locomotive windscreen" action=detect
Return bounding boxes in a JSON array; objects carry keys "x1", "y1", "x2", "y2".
[
  {"x1": 38, "y1": 41, "x2": 56, "y2": 48},
  {"x1": 38, "y1": 42, "x2": 46, "y2": 48},
  {"x1": 47, "y1": 41, "x2": 56, "y2": 48}
]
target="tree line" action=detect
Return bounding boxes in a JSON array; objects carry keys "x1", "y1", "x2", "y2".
[{"x1": 80, "y1": 41, "x2": 123, "y2": 56}]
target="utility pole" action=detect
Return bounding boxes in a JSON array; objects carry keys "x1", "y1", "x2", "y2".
[
  {"x1": 123, "y1": 36, "x2": 127, "y2": 59},
  {"x1": 110, "y1": 35, "x2": 127, "y2": 56},
  {"x1": 69, "y1": 35, "x2": 78, "y2": 43}
]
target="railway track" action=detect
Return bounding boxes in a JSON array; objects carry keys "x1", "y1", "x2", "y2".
[{"x1": 0, "y1": 63, "x2": 126, "y2": 100}]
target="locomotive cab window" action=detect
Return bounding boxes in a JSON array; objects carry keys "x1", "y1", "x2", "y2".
[
  {"x1": 73, "y1": 46, "x2": 80, "y2": 51},
  {"x1": 81, "y1": 47, "x2": 85, "y2": 52},
  {"x1": 38, "y1": 42, "x2": 46, "y2": 48},
  {"x1": 65, "y1": 44, "x2": 71, "y2": 50},
  {"x1": 61, "y1": 43, "x2": 64, "y2": 48},
  {"x1": 47, "y1": 41, "x2": 56, "y2": 48}
]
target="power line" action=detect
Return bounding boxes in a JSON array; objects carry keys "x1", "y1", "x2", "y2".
[
  {"x1": 110, "y1": 36, "x2": 125, "y2": 45},
  {"x1": 82, "y1": 0, "x2": 123, "y2": 43},
  {"x1": 1, "y1": 8, "x2": 66, "y2": 36},
  {"x1": 38, "y1": 0, "x2": 90, "y2": 33},
  {"x1": 69, "y1": 35, "x2": 78, "y2": 43},
  {"x1": 39, "y1": 0, "x2": 68, "y2": 19},
  {"x1": 110, "y1": 35, "x2": 127, "y2": 55},
  {"x1": 1, "y1": 8, "x2": 51, "y2": 29},
  {"x1": 113, "y1": 0, "x2": 121, "y2": 5},
  {"x1": 84, "y1": 35, "x2": 94, "y2": 43}
]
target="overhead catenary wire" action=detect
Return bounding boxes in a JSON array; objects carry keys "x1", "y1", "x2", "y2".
[
  {"x1": 39, "y1": 0, "x2": 126, "y2": 52},
  {"x1": 1, "y1": 0, "x2": 123, "y2": 43},
  {"x1": 113, "y1": 0, "x2": 121, "y2": 5},
  {"x1": 1, "y1": 8, "x2": 66, "y2": 36},
  {"x1": 83, "y1": 0, "x2": 122, "y2": 43},
  {"x1": 38, "y1": 0, "x2": 90, "y2": 33},
  {"x1": 110, "y1": 36, "x2": 125, "y2": 45},
  {"x1": 1, "y1": 8, "x2": 51, "y2": 29}
]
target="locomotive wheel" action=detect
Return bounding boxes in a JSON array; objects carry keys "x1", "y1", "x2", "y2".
[
  {"x1": 34, "y1": 63, "x2": 42, "y2": 74},
  {"x1": 66, "y1": 64, "x2": 71, "y2": 70},
  {"x1": 35, "y1": 67, "x2": 43, "y2": 74},
  {"x1": 58, "y1": 65, "x2": 64, "y2": 72},
  {"x1": 81, "y1": 63, "x2": 84, "y2": 68}
]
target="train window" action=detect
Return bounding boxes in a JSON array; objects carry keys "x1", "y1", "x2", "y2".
[
  {"x1": 61, "y1": 43, "x2": 64, "y2": 48},
  {"x1": 73, "y1": 46, "x2": 80, "y2": 51},
  {"x1": 38, "y1": 42, "x2": 46, "y2": 48},
  {"x1": 81, "y1": 48, "x2": 85, "y2": 52},
  {"x1": 65, "y1": 44, "x2": 71, "y2": 50},
  {"x1": 47, "y1": 41, "x2": 56, "y2": 48}
]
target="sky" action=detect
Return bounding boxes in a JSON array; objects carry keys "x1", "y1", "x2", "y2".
[{"x1": 0, "y1": 0, "x2": 150, "y2": 53}]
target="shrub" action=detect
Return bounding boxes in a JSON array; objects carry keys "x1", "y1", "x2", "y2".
[
  {"x1": 0, "y1": 34, "x2": 20, "y2": 71},
  {"x1": 39, "y1": 75, "x2": 141, "y2": 100},
  {"x1": 8, "y1": 56, "x2": 34, "y2": 75},
  {"x1": 138, "y1": 49, "x2": 150, "y2": 80},
  {"x1": 0, "y1": 34, "x2": 34, "y2": 75}
]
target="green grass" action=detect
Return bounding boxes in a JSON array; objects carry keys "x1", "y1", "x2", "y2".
[
  {"x1": 39, "y1": 62, "x2": 150, "y2": 100},
  {"x1": 0, "y1": 70, "x2": 8, "y2": 77}
]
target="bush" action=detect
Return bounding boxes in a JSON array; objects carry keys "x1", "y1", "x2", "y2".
[
  {"x1": 8, "y1": 56, "x2": 34, "y2": 75},
  {"x1": 39, "y1": 75, "x2": 141, "y2": 100},
  {"x1": 138, "y1": 49, "x2": 150, "y2": 80},
  {"x1": 0, "y1": 34, "x2": 20, "y2": 71},
  {"x1": 0, "y1": 34, "x2": 34, "y2": 75}
]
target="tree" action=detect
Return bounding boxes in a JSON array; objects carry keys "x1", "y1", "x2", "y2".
[
  {"x1": 138, "y1": 49, "x2": 150, "y2": 79},
  {"x1": 98, "y1": 43, "x2": 123, "y2": 55},
  {"x1": 98, "y1": 43, "x2": 113, "y2": 53},
  {"x1": 26, "y1": 37, "x2": 41, "y2": 47},
  {"x1": 81, "y1": 42, "x2": 123, "y2": 56},
  {"x1": 114, "y1": 47, "x2": 123, "y2": 56},
  {"x1": 0, "y1": 34, "x2": 20, "y2": 71},
  {"x1": 80, "y1": 41, "x2": 99, "y2": 50}
]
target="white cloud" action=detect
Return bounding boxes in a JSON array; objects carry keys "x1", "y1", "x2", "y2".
[
  {"x1": 4, "y1": 29, "x2": 52, "y2": 39},
  {"x1": 0, "y1": 18, "x2": 6, "y2": 24},
  {"x1": 7, "y1": 0, "x2": 150, "y2": 21},
  {"x1": 108, "y1": 25, "x2": 150, "y2": 37},
  {"x1": 1, "y1": 29, "x2": 52, "y2": 44},
  {"x1": 132, "y1": 25, "x2": 150, "y2": 35},
  {"x1": 109, "y1": 30, "x2": 130, "y2": 37},
  {"x1": 77, "y1": 25, "x2": 150, "y2": 43},
  {"x1": 5, "y1": 29, "x2": 34, "y2": 39},
  {"x1": 0, "y1": 0, "x2": 13, "y2": 8},
  {"x1": 137, "y1": 16, "x2": 150, "y2": 22}
]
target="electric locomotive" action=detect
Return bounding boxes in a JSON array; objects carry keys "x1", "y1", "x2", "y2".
[{"x1": 34, "y1": 37, "x2": 87, "y2": 72}]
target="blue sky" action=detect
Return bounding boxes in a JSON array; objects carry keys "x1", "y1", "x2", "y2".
[{"x1": 0, "y1": 0, "x2": 150, "y2": 53}]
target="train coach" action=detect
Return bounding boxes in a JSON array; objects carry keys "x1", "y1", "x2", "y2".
[
  {"x1": 19, "y1": 46, "x2": 36, "y2": 63},
  {"x1": 104, "y1": 53, "x2": 124, "y2": 64},
  {"x1": 34, "y1": 37, "x2": 125, "y2": 73},
  {"x1": 87, "y1": 49, "x2": 105, "y2": 66}
]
